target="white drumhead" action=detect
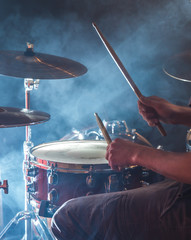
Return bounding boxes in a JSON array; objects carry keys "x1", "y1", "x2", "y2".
[{"x1": 31, "y1": 140, "x2": 108, "y2": 165}]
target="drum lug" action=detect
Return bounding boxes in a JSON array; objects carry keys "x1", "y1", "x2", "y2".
[
  {"x1": 27, "y1": 182, "x2": 37, "y2": 193},
  {"x1": 106, "y1": 174, "x2": 120, "y2": 192},
  {"x1": 86, "y1": 175, "x2": 96, "y2": 188},
  {"x1": 48, "y1": 189, "x2": 59, "y2": 203},
  {"x1": 47, "y1": 171, "x2": 58, "y2": 185},
  {"x1": 26, "y1": 167, "x2": 39, "y2": 177}
]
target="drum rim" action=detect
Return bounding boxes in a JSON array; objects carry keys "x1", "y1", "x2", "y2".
[
  {"x1": 30, "y1": 140, "x2": 139, "y2": 172},
  {"x1": 30, "y1": 140, "x2": 109, "y2": 172}
]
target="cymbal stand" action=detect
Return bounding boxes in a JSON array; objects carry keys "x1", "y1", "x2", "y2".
[
  {"x1": 0, "y1": 78, "x2": 54, "y2": 239},
  {"x1": 0, "y1": 78, "x2": 40, "y2": 240},
  {"x1": 23, "y1": 78, "x2": 40, "y2": 240}
]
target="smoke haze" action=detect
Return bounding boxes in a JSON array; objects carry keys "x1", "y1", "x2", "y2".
[{"x1": 0, "y1": 0, "x2": 190, "y2": 238}]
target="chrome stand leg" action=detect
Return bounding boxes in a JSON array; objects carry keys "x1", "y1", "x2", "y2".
[
  {"x1": 0, "y1": 211, "x2": 33, "y2": 239},
  {"x1": 0, "y1": 210, "x2": 54, "y2": 240}
]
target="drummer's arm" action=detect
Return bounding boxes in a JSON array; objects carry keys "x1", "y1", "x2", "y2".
[
  {"x1": 107, "y1": 96, "x2": 191, "y2": 184},
  {"x1": 106, "y1": 139, "x2": 191, "y2": 184},
  {"x1": 135, "y1": 145, "x2": 191, "y2": 184},
  {"x1": 138, "y1": 96, "x2": 191, "y2": 128},
  {"x1": 173, "y1": 105, "x2": 191, "y2": 127}
]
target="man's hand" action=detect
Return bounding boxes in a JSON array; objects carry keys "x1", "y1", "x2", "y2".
[
  {"x1": 138, "y1": 96, "x2": 178, "y2": 126},
  {"x1": 105, "y1": 138, "x2": 146, "y2": 170}
]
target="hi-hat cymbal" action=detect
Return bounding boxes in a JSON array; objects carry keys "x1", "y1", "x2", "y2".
[
  {"x1": 163, "y1": 51, "x2": 191, "y2": 82},
  {"x1": 0, "y1": 107, "x2": 50, "y2": 127},
  {"x1": 0, "y1": 49, "x2": 87, "y2": 79}
]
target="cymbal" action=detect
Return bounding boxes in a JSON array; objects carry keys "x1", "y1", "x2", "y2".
[
  {"x1": 163, "y1": 51, "x2": 191, "y2": 82},
  {"x1": 0, "y1": 49, "x2": 87, "y2": 79},
  {"x1": 0, "y1": 107, "x2": 50, "y2": 128}
]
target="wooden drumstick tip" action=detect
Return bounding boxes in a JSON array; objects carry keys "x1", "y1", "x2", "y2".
[
  {"x1": 92, "y1": 22, "x2": 99, "y2": 30},
  {"x1": 94, "y1": 112, "x2": 112, "y2": 144}
]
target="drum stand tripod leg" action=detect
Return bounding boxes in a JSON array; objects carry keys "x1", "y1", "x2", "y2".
[
  {"x1": 0, "y1": 210, "x2": 54, "y2": 240},
  {"x1": 0, "y1": 211, "x2": 34, "y2": 239}
]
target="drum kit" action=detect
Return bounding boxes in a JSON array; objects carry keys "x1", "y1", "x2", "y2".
[{"x1": 0, "y1": 41, "x2": 190, "y2": 239}]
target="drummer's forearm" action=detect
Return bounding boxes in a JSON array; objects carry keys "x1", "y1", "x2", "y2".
[
  {"x1": 172, "y1": 106, "x2": 191, "y2": 127},
  {"x1": 135, "y1": 148, "x2": 191, "y2": 184}
]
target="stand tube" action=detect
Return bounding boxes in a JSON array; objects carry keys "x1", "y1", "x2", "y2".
[{"x1": 23, "y1": 78, "x2": 39, "y2": 240}]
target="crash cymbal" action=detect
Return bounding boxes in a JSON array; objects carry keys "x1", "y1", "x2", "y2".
[
  {"x1": 0, "y1": 107, "x2": 50, "y2": 127},
  {"x1": 163, "y1": 51, "x2": 191, "y2": 82},
  {"x1": 0, "y1": 47, "x2": 87, "y2": 79}
]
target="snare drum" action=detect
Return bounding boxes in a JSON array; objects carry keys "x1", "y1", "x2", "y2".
[
  {"x1": 28, "y1": 120, "x2": 156, "y2": 217},
  {"x1": 28, "y1": 140, "x2": 143, "y2": 217}
]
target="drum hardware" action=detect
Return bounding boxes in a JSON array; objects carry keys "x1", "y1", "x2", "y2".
[
  {"x1": 107, "y1": 174, "x2": 122, "y2": 192},
  {"x1": 140, "y1": 170, "x2": 151, "y2": 187},
  {"x1": 48, "y1": 189, "x2": 59, "y2": 203},
  {"x1": 98, "y1": 120, "x2": 152, "y2": 147},
  {"x1": 0, "y1": 180, "x2": 8, "y2": 194},
  {"x1": 141, "y1": 167, "x2": 164, "y2": 185},
  {"x1": 0, "y1": 210, "x2": 54, "y2": 239},
  {"x1": 86, "y1": 174, "x2": 96, "y2": 188},
  {"x1": 30, "y1": 213, "x2": 55, "y2": 239},
  {"x1": 69, "y1": 120, "x2": 152, "y2": 147},
  {"x1": 0, "y1": 211, "x2": 34, "y2": 239},
  {"x1": 47, "y1": 170, "x2": 58, "y2": 185},
  {"x1": 103, "y1": 120, "x2": 129, "y2": 135},
  {"x1": 141, "y1": 170, "x2": 150, "y2": 178},
  {"x1": 85, "y1": 131, "x2": 100, "y2": 140},
  {"x1": 26, "y1": 166, "x2": 39, "y2": 178},
  {"x1": 39, "y1": 201, "x2": 58, "y2": 218},
  {"x1": 23, "y1": 78, "x2": 42, "y2": 240},
  {"x1": 122, "y1": 167, "x2": 143, "y2": 190},
  {"x1": 157, "y1": 145, "x2": 164, "y2": 150},
  {"x1": 27, "y1": 182, "x2": 38, "y2": 193},
  {"x1": 24, "y1": 78, "x2": 40, "y2": 91}
]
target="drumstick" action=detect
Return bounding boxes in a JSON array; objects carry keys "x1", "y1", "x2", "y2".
[
  {"x1": 94, "y1": 113, "x2": 112, "y2": 144},
  {"x1": 92, "y1": 22, "x2": 167, "y2": 137}
]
